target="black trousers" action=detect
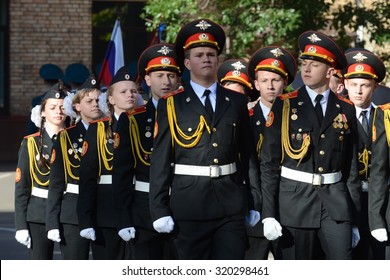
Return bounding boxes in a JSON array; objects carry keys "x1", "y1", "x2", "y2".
[
  {"x1": 91, "y1": 227, "x2": 126, "y2": 260},
  {"x1": 174, "y1": 214, "x2": 246, "y2": 260},
  {"x1": 128, "y1": 227, "x2": 168, "y2": 260},
  {"x1": 60, "y1": 223, "x2": 90, "y2": 260},
  {"x1": 280, "y1": 206, "x2": 352, "y2": 260},
  {"x1": 28, "y1": 222, "x2": 54, "y2": 260}
]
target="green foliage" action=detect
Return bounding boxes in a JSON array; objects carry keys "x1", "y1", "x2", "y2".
[{"x1": 140, "y1": 0, "x2": 389, "y2": 64}]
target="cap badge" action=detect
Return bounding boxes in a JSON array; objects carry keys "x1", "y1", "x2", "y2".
[
  {"x1": 91, "y1": 79, "x2": 96, "y2": 85},
  {"x1": 270, "y1": 48, "x2": 284, "y2": 57},
  {"x1": 55, "y1": 92, "x2": 60, "y2": 98},
  {"x1": 308, "y1": 46, "x2": 317, "y2": 54},
  {"x1": 232, "y1": 70, "x2": 242, "y2": 77},
  {"x1": 272, "y1": 60, "x2": 280, "y2": 67},
  {"x1": 352, "y1": 52, "x2": 367, "y2": 63},
  {"x1": 307, "y1": 33, "x2": 321, "y2": 43},
  {"x1": 125, "y1": 74, "x2": 130, "y2": 80},
  {"x1": 161, "y1": 58, "x2": 171, "y2": 65},
  {"x1": 195, "y1": 20, "x2": 212, "y2": 30},
  {"x1": 231, "y1": 61, "x2": 246, "y2": 71},
  {"x1": 355, "y1": 65, "x2": 364, "y2": 72},
  {"x1": 199, "y1": 33, "x2": 209, "y2": 41},
  {"x1": 158, "y1": 45, "x2": 172, "y2": 56}
]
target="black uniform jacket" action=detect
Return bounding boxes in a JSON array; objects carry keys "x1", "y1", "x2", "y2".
[
  {"x1": 46, "y1": 121, "x2": 87, "y2": 230},
  {"x1": 149, "y1": 83, "x2": 261, "y2": 221},
  {"x1": 112, "y1": 100, "x2": 156, "y2": 231},
  {"x1": 77, "y1": 116, "x2": 118, "y2": 229},
  {"x1": 15, "y1": 130, "x2": 54, "y2": 229},
  {"x1": 260, "y1": 87, "x2": 361, "y2": 228},
  {"x1": 247, "y1": 103, "x2": 267, "y2": 237},
  {"x1": 369, "y1": 106, "x2": 390, "y2": 231}
]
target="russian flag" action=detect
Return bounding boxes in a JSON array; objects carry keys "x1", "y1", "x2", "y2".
[{"x1": 98, "y1": 19, "x2": 124, "y2": 86}]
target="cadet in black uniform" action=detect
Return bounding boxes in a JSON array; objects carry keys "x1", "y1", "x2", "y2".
[
  {"x1": 260, "y1": 31, "x2": 361, "y2": 259},
  {"x1": 77, "y1": 66, "x2": 142, "y2": 259},
  {"x1": 149, "y1": 19, "x2": 261, "y2": 260},
  {"x1": 345, "y1": 49, "x2": 388, "y2": 259},
  {"x1": 27, "y1": 63, "x2": 64, "y2": 134},
  {"x1": 64, "y1": 63, "x2": 91, "y2": 93},
  {"x1": 46, "y1": 75, "x2": 102, "y2": 259},
  {"x1": 246, "y1": 46, "x2": 297, "y2": 260},
  {"x1": 15, "y1": 84, "x2": 67, "y2": 259},
  {"x1": 112, "y1": 44, "x2": 182, "y2": 259},
  {"x1": 218, "y1": 59, "x2": 253, "y2": 96}
]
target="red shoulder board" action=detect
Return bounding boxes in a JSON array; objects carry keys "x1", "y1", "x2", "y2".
[
  {"x1": 162, "y1": 86, "x2": 185, "y2": 99},
  {"x1": 24, "y1": 132, "x2": 40, "y2": 139},
  {"x1": 89, "y1": 116, "x2": 110, "y2": 124},
  {"x1": 125, "y1": 105, "x2": 147, "y2": 116},
  {"x1": 65, "y1": 124, "x2": 77, "y2": 131},
  {"x1": 379, "y1": 103, "x2": 390, "y2": 111},
  {"x1": 278, "y1": 91, "x2": 298, "y2": 100},
  {"x1": 337, "y1": 95, "x2": 353, "y2": 105}
]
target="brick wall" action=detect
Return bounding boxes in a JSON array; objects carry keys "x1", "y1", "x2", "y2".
[{"x1": 9, "y1": 0, "x2": 92, "y2": 116}]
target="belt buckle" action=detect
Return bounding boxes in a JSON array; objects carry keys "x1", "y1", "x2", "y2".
[
  {"x1": 210, "y1": 165, "x2": 220, "y2": 178},
  {"x1": 312, "y1": 174, "x2": 322, "y2": 186}
]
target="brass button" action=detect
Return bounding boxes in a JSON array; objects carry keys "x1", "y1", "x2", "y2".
[
  {"x1": 298, "y1": 128, "x2": 302, "y2": 132},
  {"x1": 212, "y1": 143, "x2": 218, "y2": 147},
  {"x1": 339, "y1": 135, "x2": 343, "y2": 141},
  {"x1": 232, "y1": 123, "x2": 236, "y2": 127},
  {"x1": 318, "y1": 167, "x2": 324, "y2": 172},
  {"x1": 319, "y1": 150, "x2": 325, "y2": 155},
  {"x1": 368, "y1": 150, "x2": 372, "y2": 155},
  {"x1": 213, "y1": 158, "x2": 219, "y2": 164},
  {"x1": 320, "y1": 134, "x2": 325, "y2": 139},
  {"x1": 188, "y1": 127, "x2": 192, "y2": 132},
  {"x1": 212, "y1": 127, "x2": 217, "y2": 132}
]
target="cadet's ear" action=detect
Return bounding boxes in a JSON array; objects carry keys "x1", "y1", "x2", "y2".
[
  {"x1": 184, "y1": 59, "x2": 191, "y2": 71},
  {"x1": 326, "y1": 67, "x2": 335, "y2": 79}
]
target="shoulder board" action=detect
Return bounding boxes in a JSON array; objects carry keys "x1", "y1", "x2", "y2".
[
  {"x1": 89, "y1": 116, "x2": 110, "y2": 124},
  {"x1": 278, "y1": 91, "x2": 298, "y2": 100},
  {"x1": 24, "y1": 132, "x2": 40, "y2": 139},
  {"x1": 379, "y1": 103, "x2": 390, "y2": 111},
  {"x1": 125, "y1": 105, "x2": 147, "y2": 116},
  {"x1": 65, "y1": 124, "x2": 77, "y2": 131},
  {"x1": 162, "y1": 86, "x2": 185, "y2": 99},
  {"x1": 337, "y1": 95, "x2": 353, "y2": 105}
]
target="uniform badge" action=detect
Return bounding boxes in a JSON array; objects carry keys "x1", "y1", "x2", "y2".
[
  {"x1": 153, "y1": 122, "x2": 158, "y2": 138},
  {"x1": 114, "y1": 133, "x2": 120, "y2": 149},
  {"x1": 265, "y1": 111, "x2": 274, "y2": 127},
  {"x1": 81, "y1": 141, "x2": 88, "y2": 156},
  {"x1": 50, "y1": 149, "x2": 56, "y2": 164},
  {"x1": 291, "y1": 108, "x2": 298, "y2": 120},
  {"x1": 15, "y1": 168, "x2": 22, "y2": 183}
]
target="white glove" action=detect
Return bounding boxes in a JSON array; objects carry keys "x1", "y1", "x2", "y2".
[
  {"x1": 118, "y1": 227, "x2": 136, "y2": 241},
  {"x1": 15, "y1": 229, "x2": 31, "y2": 248},
  {"x1": 371, "y1": 228, "x2": 388, "y2": 242},
  {"x1": 80, "y1": 228, "x2": 96, "y2": 241},
  {"x1": 263, "y1": 217, "x2": 283, "y2": 241},
  {"x1": 245, "y1": 210, "x2": 261, "y2": 227},
  {"x1": 351, "y1": 226, "x2": 360, "y2": 248},
  {"x1": 153, "y1": 216, "x2": 174, "y2": 233},
  {"x1": 47, "y1": 229, "x2": 61, "y2": 242}
]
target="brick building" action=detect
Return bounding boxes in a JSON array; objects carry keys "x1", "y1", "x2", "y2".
[{"x1": 0, "y1": 0, "x2": 148, "y2": 162}]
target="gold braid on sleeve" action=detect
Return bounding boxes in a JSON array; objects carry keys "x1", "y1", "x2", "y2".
[
  {"x1": 129, "y1": 116, "x2": 151, "y2": 167},
  {"x1": 60, "y1": 131, "x2": 80, "y2": 182},
  {"x1": 166, "y1": 96, "x2": 211, "y2": 148},
  {"x1": 27, "y1": 137, "x2": 50, "y2": 187},
  {"x1": 97, "y1": 121, "x2": 113, "y2": 175},
  {"x1": 280, "y1": 98, "x2": 310, "y2": 164}
]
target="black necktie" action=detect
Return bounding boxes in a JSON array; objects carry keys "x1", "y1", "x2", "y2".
[
  {"x1": 203, "y1": 89, "x2": 214, "y2": 119},
  {"x1": 314, "y1": 94, "x2": 324, "y2": 125},
  {"x1": 360, "y1": 110, "x2": 369, "y2": 135}
]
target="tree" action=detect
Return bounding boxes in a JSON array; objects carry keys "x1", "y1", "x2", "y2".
[{"x1": 141, "y1": 0, "x2": 389, "y2": 82}]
